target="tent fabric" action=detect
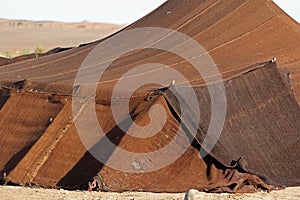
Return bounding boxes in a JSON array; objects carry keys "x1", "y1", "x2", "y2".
[
  {"x1": 163, "y1": 63, "x2": 300, "y2": 187},
  {"x1": 0, "y1": 92, "x2": 63, "y2": 175},
  {"x1": 0, "y1": 0, "x2": 299, "y2": 193},
  {"x1": 0, "y1": 0, "x2": 299, "y2": 100},
  {"x1": 3, "y1": 89, "x2": 275, "y2": 193}
]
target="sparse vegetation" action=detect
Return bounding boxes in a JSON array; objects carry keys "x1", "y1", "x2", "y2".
[
  {"x1": 22, "y1": 49, "x2": 33, "y2": 55},
  {"x1": 77, "y1": 25, "x2": 86, "y2": 29},
  {"x1": 0, "y1": 50, "x2": 31, "y2": 58},
  {"x1": 2, "y1": 51, "x2": 13, "y2": 58},
  {"x1": 0, "y1": 47, "x2": 42, "y2": 58},
  {"x1": 34, "y1": 44, "x2": 44, "y2": 53}
]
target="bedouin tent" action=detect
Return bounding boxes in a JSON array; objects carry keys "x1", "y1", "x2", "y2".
[{"x1": 0, "y1": 0, "x2": 299, "y2": 192}]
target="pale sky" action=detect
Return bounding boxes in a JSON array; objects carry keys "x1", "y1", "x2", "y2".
[{"x1": 0, "y1": 0, "x2": 299, "y2": 24}]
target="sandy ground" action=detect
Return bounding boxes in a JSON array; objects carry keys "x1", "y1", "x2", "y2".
[
  {"x1": 0, "y1": 186, "x2": 299, "y2": 200},
  {"x1": 0, "y1": 19, "x2": 124, "y2": 57}
]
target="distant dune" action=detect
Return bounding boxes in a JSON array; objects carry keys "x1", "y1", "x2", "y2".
[{"x1": 0, "y1": 19, "x2": 124, "y2": 58}]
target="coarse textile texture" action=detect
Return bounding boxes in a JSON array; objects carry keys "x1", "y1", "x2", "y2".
[{"x1": 0, "y1": 0, "x2": 299, "y2": 193}]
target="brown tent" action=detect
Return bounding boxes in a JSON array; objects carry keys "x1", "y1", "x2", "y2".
[{"x1": 0, "y1": 0, "x2": 299, "y2": 193}]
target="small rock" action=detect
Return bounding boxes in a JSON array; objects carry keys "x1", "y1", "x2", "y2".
[
  {"x1": 132, "y1": 161, "x2": 142, "y2": 170},
  {"x1": 184, "y1": 189, "x2": 204, "y2": 200}
]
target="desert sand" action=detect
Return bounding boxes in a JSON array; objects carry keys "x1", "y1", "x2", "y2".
[
  {"x1": 0, "y1": 186, "x2": 300, "y2": 200},
  {"x1": 0, "y1": 19, "x2": 123, "y2": 57}
]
